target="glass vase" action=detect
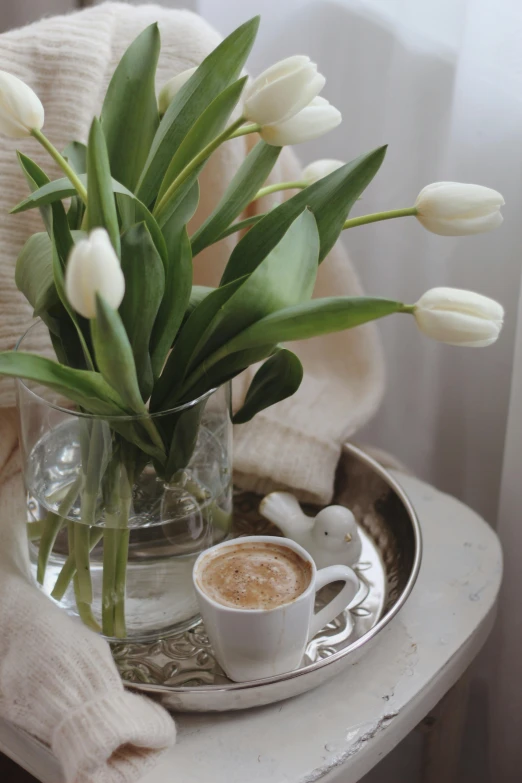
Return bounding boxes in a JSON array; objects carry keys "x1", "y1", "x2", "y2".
[{"x1": 17, "y1": 322, "x2": 233, "y2": 641}]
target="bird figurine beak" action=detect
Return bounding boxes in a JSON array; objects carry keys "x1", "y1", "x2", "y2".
[{"x1": 345, "y1": 533, "x2": 352, "y2": 543}]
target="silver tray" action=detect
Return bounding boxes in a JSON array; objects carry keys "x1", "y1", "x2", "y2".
[{"x1": 114, "y1": 444, "x2": 421, "y2": 712}]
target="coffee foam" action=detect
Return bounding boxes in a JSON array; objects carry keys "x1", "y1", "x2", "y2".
[{"x1": 197, "y1": 542, "x2": 312, "y2": 610}]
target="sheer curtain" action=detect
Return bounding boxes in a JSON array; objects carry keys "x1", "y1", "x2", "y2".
[{"x1": 198, "y1": 1, "x2": 522, "y2": 780}]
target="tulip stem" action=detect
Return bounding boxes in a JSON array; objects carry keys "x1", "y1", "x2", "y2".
[
  {"x1": 153, "y1": 116, "x2": 248, "y2": 220},
  {"x1": 229, "y1": 123, "x2": 262, "y2": 138},
  {"x1": 400, "y1": 304, "x2": 416, "y2": 314},
  {"x1": 253, "y1": 181, "x2": 306, "y2": 201},
  {"x1": 31, "y1": 128, "x2": 88, "y2": 205},
  {"x1": 343, "y1": 206, "x2": 418, "y2": 230}
]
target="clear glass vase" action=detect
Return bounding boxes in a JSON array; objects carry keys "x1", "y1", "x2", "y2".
[{"x1": 17, "y1": 322, "x2": 233, "y2": 641}]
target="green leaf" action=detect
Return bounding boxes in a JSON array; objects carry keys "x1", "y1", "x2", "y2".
[
  {"x1": 214, "y1": 213, "x2": 265, "y2": 243},
  {"x1": 116, "y1": 193, "x2": 168, "y2": 268},
  {"x1": 11, "y1": 173, "x2": 129, "y2": 213},
  {"x1": 45, "y1": 316, "x2": 91, "y2": 371},
  {"x1": 193, "y1": 209, "x2": 320, "y2": 365},
  {"x1": 136, "y1": 16, "x2": 259, "y2": 206},
  {"x1": 155, "y1": 76, "x2": 247, "y2": 222},
  {"x1": 162, "y1": 399, "x2": 207, "y2": 481},
  {"x1": 63, "y1": 141, "x2": 87, "y2": 174},
  {"x1": 16, "y1": 152, "x2": 52, "y2": 234},
  {"x1": 67, "y1": 196, "x2": 84, "y2": 231},
  {"x1": 108, "y1": 420, "x2": 166, "y2": 465},
  {"x1": 12, "y1": 174, "x2": 81, "y2": 212},
  {"x1": 0, "y1": 352, "x2": 127, "y2": 415},
  {"x1": 151, "y1": 276, "x2": 246, "y2": 411},
  {"x1": 15, "y1": 233, "x2": 58, "y2": 315},
  {"x1": 149, "y1": 181, "x2": 199, "y2": 378},
  {"x1": 162, "y1": 180, "x2": 200, "y2": 248},
  {"x1": 119, "y1": 223, "x2": 165, "y2": 400},
  {"x1": 225, "y1": 297, "x2": 404, "y2": 352},
  {"x1": 185, "y1": 343, "x2": 276, "y2": 402},
  {"x1": 154, "y1": 211, "x2": 318, "y2": 410},
  {"x1": 191, "y1": 141, "x2": 281, "y2": 255},
  {"x1": 187, "y1": 285, "x2": 213, "y2": 316},
  {"x1": 179, "y1": 298, "x2": 403, "y2": 404},
  {"x1": 11, "y1": 173, "x2": 167, "y2": 267},
  {"x1": 91, "y1": 295, "x2": 145, "y2": 412},
  {"x1": 151, "y1": 229, "x2": 191, "y2": 380},
  {"x1": 221, "y1": 146, "x2": 387, "y2": 285},
  {"x1": 16, "y1": 152, "x2": 72, "y2": 263},
  {"x1": 86, "y1": 118, "x2": 120, "y2": 254},
  {"x1": 63, "y1": 142, "x2": 87, "y2": 229},
  {"x1": 232, "y1": 349, "x2": 304, "y2": 424},
  {"x1": 101, "y1": 23, "x2": 160, "y2": 191}
]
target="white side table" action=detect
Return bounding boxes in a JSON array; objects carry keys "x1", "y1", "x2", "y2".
[{"x1": 0, "y1": 472, "x2": 502, "y2": 783}]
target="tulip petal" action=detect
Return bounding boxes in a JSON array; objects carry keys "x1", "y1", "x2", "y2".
[
  {"x1": 0, "y1": 71, "x2": 44, "y2": 138},
  {"x1": 159, "y1": 67, "x2": 198, "y2": 115},
  {"x1": 415, "y1": 309, "x2": 501, "y2": 346},
  {"x1": 415, "y1": 181, "x2": 505, "y2": 236},
  {"x1": 302, "y1": 158, "x2": 345, "y2": 185},
  {"x1": 416, "y1": 182, "x2": 504, "y2": 217},
  {"x1": 261, "y1": 97, "x2": 342, "y2": 146},
  {"x1": 414, "y1": 287, "x2": 504, "y2": 347},
  {"x1": 244, "y1": 55, "x2": 311, "y2": 90},
  {"x1": 244, "y1": 62, "x2": 325, "y2": 125},
  {"x1": 416, "y1": 287, "x2": 505, "y2": 321},
  {"x1": 0, "y1": 106, "x2": 29, "y2": 138},
  {"x1": 65, "y1": 229, "x2": 124, "y2": 320},
  {"x1": 417, "y1": 210, "x2": 503, "y2": 236}
]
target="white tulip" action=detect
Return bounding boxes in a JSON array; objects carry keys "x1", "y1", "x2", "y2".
[
  {"x1": 158, "y1": 66, "x2": 197, "y2": 115},
  {"x1": 65, "y1": 229, "x2": 125, "y2": 320},
  {"x1": 302, "y1": 158, "x2": 344, "y2": 185},
  {"x1": 260, "y1": 97, "x2": 342, "y2": 147},
  {"x1": 244, "y1": 55, "x2": 325, "y2": 126},
  {"x1": 0, "y1": 71, "x2": 44, "y2": 138},
  {"x1": 414, "y1": 287, "x2": 504, "y2": 347},
  {"x1": 415, "y1": 182, "x2": 504, "y2": 236}
]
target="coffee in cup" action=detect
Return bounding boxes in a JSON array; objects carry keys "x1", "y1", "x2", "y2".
[{"x1": 196, "y1": 541, "x2": 312, "y2": 610}]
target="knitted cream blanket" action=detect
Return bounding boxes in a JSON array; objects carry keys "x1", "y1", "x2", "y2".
[{"x1": 0, "y1": 4, "x2": 384, "y2": 782}]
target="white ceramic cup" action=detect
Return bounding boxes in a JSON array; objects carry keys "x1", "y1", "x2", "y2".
[{"x1": 193, "y1": 535, "x2": 362, "y2": 682}]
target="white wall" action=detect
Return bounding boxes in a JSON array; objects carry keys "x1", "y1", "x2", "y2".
[{"x1": 0, "y1": 0, "x2": 76, "y2": 32}]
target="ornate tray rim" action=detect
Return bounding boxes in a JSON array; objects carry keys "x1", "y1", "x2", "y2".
[{"x1": 125, "y1": 444, "x2": 422, "y2": 700}]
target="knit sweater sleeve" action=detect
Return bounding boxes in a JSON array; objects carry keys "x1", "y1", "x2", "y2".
[{"x1": 0, "y1": 408, "x2": 176, "y2": 783}]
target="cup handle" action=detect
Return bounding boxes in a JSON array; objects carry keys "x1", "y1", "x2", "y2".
[{"x1": 308, "y1": 564, "x2": 362, "y2": 641}]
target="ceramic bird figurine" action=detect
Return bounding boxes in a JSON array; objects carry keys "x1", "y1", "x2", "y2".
[{"x1": 259, "y1": 492, "x2": 362, "y2": 569}]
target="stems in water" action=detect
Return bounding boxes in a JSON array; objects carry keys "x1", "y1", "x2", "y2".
[
  {"x1": 51, "y1": 527, "x2": 103, "y2": 601},
  {"x1": 36, "y1": 476, "x2": 82, "y2": 585},
  {"x1": 68, "y1": 522, "x2": 101, "y2": 633}
]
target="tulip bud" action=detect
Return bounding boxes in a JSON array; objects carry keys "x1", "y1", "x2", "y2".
[
  {"x1": 260, "y1": 97, "x2": 342, "y2": 147},
  {"x1": 158, "y1": 66, "x2": 197, "y2": 115},
  {"x1": 414, "y1": 287, "x2": 504, "y2": 347},
  {"x1": 65, "y1": 228, "x2": 125, "y2": 320},
  {"x1": 244, "y1": 55, "x2": 325, "y2": 126},
  {"x1": 415, "y1": 182, "x2": 504, "y2": 236},
  {"x1": 0, "y1": 71, "x2": 44, "y2": 138},
  {"x1": 302, "y1": 158, "x2": 344, "y2": 185}
]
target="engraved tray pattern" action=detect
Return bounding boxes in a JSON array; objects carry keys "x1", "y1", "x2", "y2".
[{"x1": 112, "y1": 446, "x2": 420, "y2": 705}]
